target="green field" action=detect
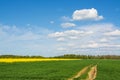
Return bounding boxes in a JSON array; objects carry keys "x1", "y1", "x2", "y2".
[
  {"x1": 0, "y1": 59, "x2": 120, "y2": 80},
  {"x1": 96, "y1": 60, "x2": 120, "y2": 80}
]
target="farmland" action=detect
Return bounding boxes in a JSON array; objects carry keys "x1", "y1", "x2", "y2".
[
  {"x1": 96, "y1": 60, "x2": 120, "y2": 80},
  {"x1": 0, "y1": 58, "x2": 77, "y2": 63},
  {"x1": 0, "y1": 59, "x2": 120, "y2": 80}
]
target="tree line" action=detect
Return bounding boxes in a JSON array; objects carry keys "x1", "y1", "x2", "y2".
[
  {"x1": 0, "y1": 55, "x2": 44, "y2": 58},
  {"x1": 53, "y1": 54, "x2": 120, "y2": 59},
  {"x1": 0, "y1": 54, "x2": 120, "y2": 59}
]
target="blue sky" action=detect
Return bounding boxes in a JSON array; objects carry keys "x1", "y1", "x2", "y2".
[{"x1": 0, "y1": 0, "x2": 120, "y2": 56}]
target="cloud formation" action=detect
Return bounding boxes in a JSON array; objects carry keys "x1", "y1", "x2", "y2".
[
  {"x1": 61, "y1": 22, "x2": 76, "y2": 28},
  {"x1": 0, "y1": 23, "x2": 120, "y2": 56},
  {"x1": 104, "y1": 29, "x2": 120, "y2": 36},
  {"x1": 72, "y1": 8, "x2": 103, "y2": 21},
  {"x1": 49, "y1": 23, "x2": 120, "y2": 55},
  {"x1": 0, "y1": 24, "x2": 57, "y2": 56},
  {"x1": 48, "y1": 29, "x2": 93, "y2": 41}
]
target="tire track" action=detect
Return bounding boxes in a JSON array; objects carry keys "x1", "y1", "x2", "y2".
[
  {"x1": 86, "y1": 65, "x2": 97, "y2": 80},
  {"x1": 68, "y1": 65, "x2": 97, "y2": 80},
  {"x1": 68, "y1": 65, "x2": 90, "y2": 80}
]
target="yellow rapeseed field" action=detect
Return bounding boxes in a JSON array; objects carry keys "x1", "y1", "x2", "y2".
[{"x1": 0, "y1": 58, "x2": 78, "y2": 63}]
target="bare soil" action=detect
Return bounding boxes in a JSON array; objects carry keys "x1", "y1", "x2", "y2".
[{"x1": 86, "y1": 65, "x2": 97, "y2": 80}]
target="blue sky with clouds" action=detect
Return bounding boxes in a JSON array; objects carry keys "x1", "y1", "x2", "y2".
[{"x1": 0, "y1": 0, "x2": 120, "y2": 56}]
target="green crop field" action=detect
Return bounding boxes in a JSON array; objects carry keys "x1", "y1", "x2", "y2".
[
  {"x1": 96, "y1": 60, "x2": 120, "y2": 80},
  {"x1": 0, "y1": 59, "x2": 119, "y2": 80}
]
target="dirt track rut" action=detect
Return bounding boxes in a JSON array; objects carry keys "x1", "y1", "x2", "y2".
[{"x1": 68, "y1": 65, "x2": 97, "y2": 80}]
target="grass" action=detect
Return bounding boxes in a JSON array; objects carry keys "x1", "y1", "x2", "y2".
[
  {"x1": 96, "y1": 60, "x2": 120, "y2": 80},
  {"x1": 77, "y1": 65, "x2": 91, "y2": 80},
  {"x1": 0, "y1": 59, "x2": 97, "y2": 80},
  {"x1": 0, "y1": 59, "x2": 119, "y2": 80}
]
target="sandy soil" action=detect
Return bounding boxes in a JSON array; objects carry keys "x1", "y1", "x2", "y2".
[{"x1": 86, "y1": 65, "x2": 97, "y2": 80}]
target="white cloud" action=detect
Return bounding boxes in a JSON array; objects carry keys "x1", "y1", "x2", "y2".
[
  {"x1": 80, "y1": 42, "x2": 120, "y2": 49},
  {"x1": 86, "y1": 31, "x2": 94, "y2": 34},
  {"x1": 72, "y1": 8, "x2": 103, "y2": 21},
  {"x1": 49, "y1": 23, "x2": 120, "y2": 55},
  {"x1": 0, "y1": 24, "x2": 43, "y2": 41},
  {"x1": 104, "y1": 29, "x2": 120, "y2": 36},
  {"x1": 48, "y1": 32, "x2": 65, "y2": 38},
  {"x1": 57, "y1": 47, "x2": 67, "y2": 51},
  {"x1": 0, "y1": 28, "x2": 6, "y2": 35},
  {"x1": 87, "y1": 42, "x2": 99, "y2": 48},
  {"x1": 57, "y1": 37, "x2": 65, "y2": 41},
  {"x1": 69, "y1": 36, "x2": 78, "y2": 40},
  {"x1": 64, "y1": 30, "x2": 84, "y2": 36},
  {"x1": 80, "y1": 23, "x2": 114, "y2": 32},
  {"x1": 100, "y1": 38, "x2": 108, "y2": 42},
  {"x1": 0, "y1": 24, "x2": 57, "y2": 56},
  {"x1": 15, "y1": 31, "x2": 41, "y2": 41},
  {"x1": 67, "y1": 43, "x2": 75, "y2": 47},
  {"x1": 0, "y1": 23, "x2": 120, "y2": 56},
  {"x1": 61, "y1": 16, "x2": 72, "y2": 21},
  {"x1": 48, "y1": 29, "x2": 93, "y2": 41},
  {"x1": 61, "y1": 22, "x2": 76, "y2": 28},
  {"x1": 104, "y1": 44, "x2": 120, "y2": 48},
  {"x1": 80, "y1": 41, "x2": 100, "y2": 48}
]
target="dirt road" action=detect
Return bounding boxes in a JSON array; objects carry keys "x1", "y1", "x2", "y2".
[{"x1": 68, "y1": 65, "x2": 97, "y2": 80}]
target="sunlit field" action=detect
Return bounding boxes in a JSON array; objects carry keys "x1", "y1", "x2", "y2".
[
  {"x1": 0, "y1": 60, "x2": 95, "y2": 80},
  {"x1": 0, "y1": 59, "x2": 120, "y2": 80}
]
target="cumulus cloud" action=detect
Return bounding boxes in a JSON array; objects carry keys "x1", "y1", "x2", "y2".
[
  {"x1": 72, "y1": 8, "x2": 103, "y2": 21},
  {"x1": 61, "y1": 22, "x2": 76, "y2": 28}
]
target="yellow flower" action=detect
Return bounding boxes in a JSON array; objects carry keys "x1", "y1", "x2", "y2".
[{"x1": 0, "y1": 58, "x2": 78, "y2": 63}]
